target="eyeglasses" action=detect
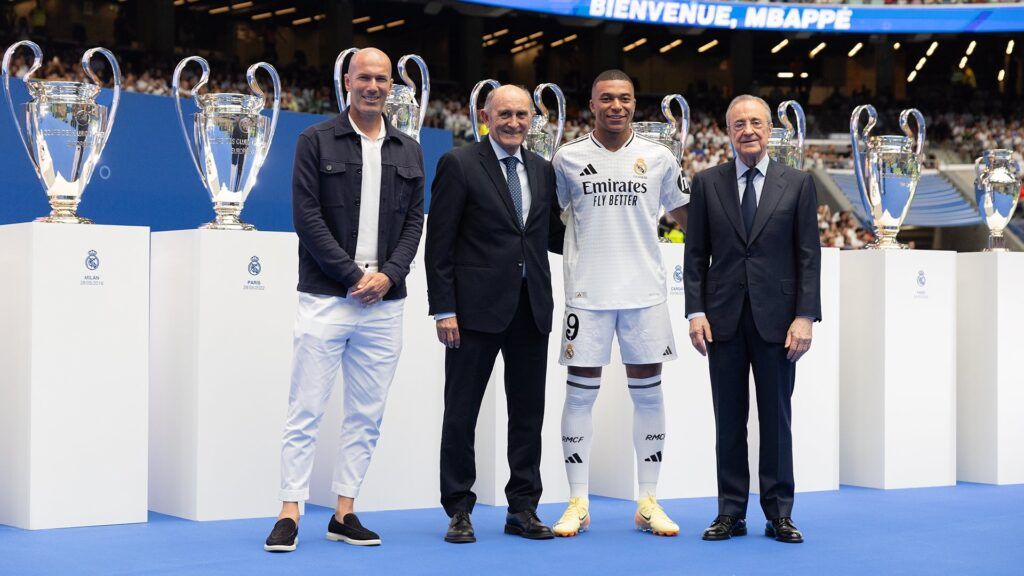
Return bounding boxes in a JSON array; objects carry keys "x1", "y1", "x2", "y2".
[{"x1": 730, "y1": 118, "x2": 767, "y2": 132}]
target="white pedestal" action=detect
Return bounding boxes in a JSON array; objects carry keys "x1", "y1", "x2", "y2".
[
  {"x1": 840, "y1": 250, "x2": 957, "y2": 489},
  {"x1": 309, "y1": 243, "x2": 446, "y2": 512},
  {"x1": 149, "y1": 230, "x2": 298, "y2": 520},
  {"x1": 0, "y1": 223, "x2": 149, "y2": 530},
  {"x1": 474, "y1": 255, "x2": 569, "y2": 507},
  {"x1": 956, "y1": 252, "x2": 1024, "y2": 485},
  {"x1": 592, "y1": 246, "x2": 840, "y2": 500}
]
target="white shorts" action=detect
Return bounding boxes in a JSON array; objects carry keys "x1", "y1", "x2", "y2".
[{"x1": 558, "y1": 301, "x2": 678, "y2": 367}]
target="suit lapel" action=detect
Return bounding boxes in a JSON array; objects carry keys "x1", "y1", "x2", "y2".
[
  {"x1": 748, "y1": 159, "x2": 787, "y2": 245},
  {"x1": 713, "y1": 161, "x2": 747, "y2": 243},
  {"x1": 477, "y1": 136, "x2": 521, "y2": 228}
]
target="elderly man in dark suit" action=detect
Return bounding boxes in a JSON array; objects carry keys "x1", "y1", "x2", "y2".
[
  {"x1": 426, "y1": 84, "x2": 563, "y2": 544},
  {"x1": 684, "y1": 94, "x2": 821, "y2": 544}
]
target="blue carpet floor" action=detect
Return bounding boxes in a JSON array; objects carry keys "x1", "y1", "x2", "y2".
[{"x1": 1, "y1": 483, "x2": 1021, "y2": 575}]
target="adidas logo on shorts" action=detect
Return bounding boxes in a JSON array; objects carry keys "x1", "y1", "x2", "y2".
[
  {"x1": 565, "y1": 453, "x2": 583, "y2": 464},
  {"x1": 644, "y1": 451, "x2": 663, "y2": 463},
  {"x1": 662, "y1": 346, "x2": 673, "y2": 356}
]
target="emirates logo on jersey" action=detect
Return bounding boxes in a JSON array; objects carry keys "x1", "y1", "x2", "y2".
[{"x1": 633, "y1": 157, "x2": 648, "y2": 177}]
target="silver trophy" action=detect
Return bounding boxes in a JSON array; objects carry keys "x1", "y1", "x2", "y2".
[
  {"x1": 974, "y1": 149, "x2": 1022, "y2": 252},
  {"x1": 769, "y1": 100, "x2": 806, "y2": 169},
  {"x1": 632, "y1": 94, "x2": 690, "y2": 165},
  {"x1": 850, "y1": 104, "x2": 926, "y2": 250},
  {"x1": 470, "y1": 78, "x2": 500, "y2": 143},
  {"x1": 172, "y1": 56, "x2": 280, "y2": 231},
  {"x1": 2, "y1": 40, "x2": 121, "y2": 224},
  {"x1": 524, "y1": 83, "x2": 565, "y2": 161},
  {"x1": 335, "y1": 48, "x2": 430, "y2": 142}
]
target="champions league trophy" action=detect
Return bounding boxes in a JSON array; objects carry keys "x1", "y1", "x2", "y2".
[
  {"x1": 974, "y1": 149, "x2": 1022, "y2": 252},
  {"x1": 850, "y1": 104, "x2": 926, "y2": 249},
  {"x1": 172, "y1": 56, "x2": 280, "y2": 231},
  {"x1": 769, "y1": 100, "x2": 806, "y2": 169},
  {"x1": 469, "y1": 78, "x2": 499, "y2": 143},
  {"x1": 632, "y1": 94, "x2": 690, "y2": 165},
  {"x1": 525, "y1": 83, "x2": 565, "y2": 161},
  {"x1": 334, "y1": 48, "x2": 430, "y2": 142},
  {"x1": 2, "y1": 40, "x2": 121, "y2": 223}
]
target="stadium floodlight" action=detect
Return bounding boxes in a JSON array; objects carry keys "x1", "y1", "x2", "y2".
[
  {"x1": 966, "y1": 40, "x2": 977, "y2": 55},
  {"x1": 893, "y1": 42, "x2": 901, "y2": 51},
  {"x1": 274, "y1": 7, "x2": 297, "y2": 16},
  {"x1": 209, "y1": 5, "x2": 230, "y2": 14},
  {"x1": 800, "y1": 72, "x2": 809, "y2": 79},
  {"x1": 771, "y1": 39, "x2": 789, "y2": 54},
  {"x1": 809, "y1": 42, "x2": 826, "y2": 59},
  {"x1": 232, "y1": 1, "x2": 253, "y2": 9},
  {"x1": 494, "y1": 29, "x2": 509, "y2": 37},
  {"x1": 907, "y1": 70, "x2": 917, "y2": 83},
  {"x1": 848, "y1": 42, "x2": 863, "y2": 58},
  {"x1": 530, "y1": 32, "x2": 544, "y2": 40},
  {"x1": 624, "y1": 38, "x2": 647, "y2": 52},
  {"x1": 1007, "y1": 40, "x2": 1015, "y2": 55},
  {"x1": 387, "y1": 19, "x2": 405, "y2": 28},
  {"x1": 367, "y1": 24, "x2": 385, "y2": 33},
  {"x1": 352, "y1": 16, "x2": 370, "y2": 24},
  {"x1": 659, "y1": 39, "x2": 682, "y2": 54},
  {"x1": 514, "y1": 36, "x2": 530, "y2": 45},
  {"x1": 698, "y1": 39, "x2": 719, "y2": 53},
  {"x1": 293, "y1": 17, "x2": 312, "y2": 26},
  {"x1": 998, "y1": 69, "x2": 1006, "y2": 82},
  {"x1": 252, "y1": 11, "x2": 272, "y2": 20},
  {"x1": 926, "y1": 42, "x2": 938, "y2": 57},
  {"x1": 959, "y1": 56, "x2": 968, "y2": 69},
  {"x1": 916, "y1": 57, "x2": 926, "y2": 71},
  {"x1": 777, "y1": 72, "x2": 794, "y2": 79}
]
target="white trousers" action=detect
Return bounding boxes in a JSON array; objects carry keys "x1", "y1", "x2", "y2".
[{"x1": 278, "y1": 289, "x2": 404, "y2": 502}]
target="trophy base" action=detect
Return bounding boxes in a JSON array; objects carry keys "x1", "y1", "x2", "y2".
[
  {"x1": 35, "y1": 214, "x2": 93, "y2": 225},
  {"x1": 199, "y1": 221, "x2": 257, "y2": 231},
  {"x1": 984, "y1": 234, "x2": 1009, "y2": 252},
  {"x1": 864, "y1": 238, "x2": 909, "y2": 250}
]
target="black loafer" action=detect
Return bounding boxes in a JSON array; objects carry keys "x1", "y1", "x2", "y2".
[
  {"x1": 264, "y1": 517, "x2": 298, "y2": 552},
  {"x1": 702, "y1": 515, "x2": 747, "y2": 541},
  {"x1": 766, "y1": 517, "x2": 803, "y2": 543},
  {"x1": 326, "y1": 513, "x2": 381, "y2": 546},
  {"x1": 445, "y1": 511, "x2": 476, "y2": 543},
  {"x1": 504, "y1": 509, "x2": 554, "y2": 540}
]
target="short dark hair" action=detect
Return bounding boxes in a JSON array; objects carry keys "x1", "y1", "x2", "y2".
[{"x1": 591, "y1": 69, "x2": 633, "y2": 94}]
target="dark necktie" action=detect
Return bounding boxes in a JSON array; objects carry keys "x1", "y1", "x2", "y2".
[
  {"x1": 501, "y1": 156, "x2": 524, "y2": 229},
  {"x1": 742, "y1": 167, "x2": 758, "y2": 236}
]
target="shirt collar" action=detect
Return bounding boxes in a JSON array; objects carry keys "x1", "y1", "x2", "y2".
[
  {"x1": 350, "y1": 115, "x2": 387, "y2": 142},
  {"x1": 489, "y1": 135, "x2": 523, "y2": 165},
  {"x1": 736, "y1": 153, "x2": 770, "y2": 179}
]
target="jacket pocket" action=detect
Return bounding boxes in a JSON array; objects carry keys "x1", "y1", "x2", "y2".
[
  {"x1": 319, "y1": 159, "x2": 347, "y2": 206},
  {"x1": 394, "y1": 164, "x2": 423, "y2": 213}
]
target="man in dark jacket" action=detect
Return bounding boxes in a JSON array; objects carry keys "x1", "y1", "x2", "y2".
[{"x1": 265, "y1": 47, "x2": 424, "y2": 553}]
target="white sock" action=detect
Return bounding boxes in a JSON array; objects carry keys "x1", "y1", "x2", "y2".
[
  {"x1": 562, "y1": 374, "x2": 600, "y2": 499},
  {"x1": 628, "y1": 375, "x2": 665, "y2": 499}
]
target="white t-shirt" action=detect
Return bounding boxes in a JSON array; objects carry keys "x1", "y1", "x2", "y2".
[{"x1": 553, "y1": 131, "x2": 689, "y2": 310}]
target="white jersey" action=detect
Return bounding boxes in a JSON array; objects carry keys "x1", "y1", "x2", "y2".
[{"x1": 553, "y1": 131, "x2": 689, "y2": 311}]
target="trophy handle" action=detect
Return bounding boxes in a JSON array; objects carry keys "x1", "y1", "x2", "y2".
[
  {"x1": 779, "y1": 100, "x2": 806, "y2": 168},
  {"x1": 661, "y1": 94, "x2": 690, "y2": 149},
  {"x1": 534, "y1": 83, "x2": 566, "y2": 152},
  {"x1": 900, "y1": 108, "x2": 926, "y2": 157},
  {"x1": 850, "y1": 104, "x2": 877, "y2": 217},
  {"x1": 248, "y1": 61, "x2": 281, "y2": 153},
  {"x1": 172, "y1": 56, "x2": 210, "y2": 187},
  {"x1": 334, "y1": 47, "x2": 359, "y2": 113},
  {"x1": 470, "y1": 79, "x2": 500, "y2": 143},
  {"x1": 398, "y1": 54, "x2": 430, "y2": 134},
  {"x1": 2, "y1": 40, "x2": 43, "y2": 173},
  {"x1": 974, "y1": 156, "x2": 984, "y2": 180},
  {"x1": 81, "y1": 47, "x2": 121, "y2": 146}
]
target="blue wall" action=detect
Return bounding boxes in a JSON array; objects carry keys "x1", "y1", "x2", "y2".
[{"x1": 0, "y1": 89, "x2": 452, "y2": 231}]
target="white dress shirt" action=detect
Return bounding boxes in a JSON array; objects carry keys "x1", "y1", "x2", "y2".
[{"x1": 351, "y1": 117, "x2": 387, "y2": 271}]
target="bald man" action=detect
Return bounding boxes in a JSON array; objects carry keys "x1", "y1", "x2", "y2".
[
  {"x1": 265, "y1": 47, "x2": 425, "y2": 552},
  {"x1": 426, "y1": 85, "x2": 564, "y2": 543}
]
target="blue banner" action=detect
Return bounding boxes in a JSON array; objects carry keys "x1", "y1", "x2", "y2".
[{"x1": 462, "y1": 0, "x2": 1024, "y2": 33}]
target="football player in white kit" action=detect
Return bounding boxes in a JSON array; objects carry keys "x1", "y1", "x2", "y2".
[{"x1": 551, "y1": 70, "x2": 690, "y2": 537}]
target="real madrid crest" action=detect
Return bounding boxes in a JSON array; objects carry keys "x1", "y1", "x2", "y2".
[
  {"x1": 248, "y1": 255, "x2": 262, "y2": 276},
  {"x1": 85, "y1": 249, "x2": 100, "y2": 271},
  {"x1": 564, "y1": 343, "x2": 575, "y2": 359},
  {"x1": 633, "y1": 157, "x2": 647, "y2": 177}
]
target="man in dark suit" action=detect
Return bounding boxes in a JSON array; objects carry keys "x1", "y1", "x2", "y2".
[
  {"x1": 683, "y1": 95, "x2": 821, "y2": 544},
  {"x1": 426, "y1": 84, "x2": 562, "y2": 543}
]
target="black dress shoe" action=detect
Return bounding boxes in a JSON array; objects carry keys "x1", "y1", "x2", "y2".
[
  {"x1": 766, "y1": 517, "x2": 803, "y2": 543},
  {"x1": 701, "y1": 515, "x2": 747, "y2": 541},
  {"x1": 445, "y1": 511, "x2": 476, "y2": 544},
  {"x1": 504, "y1": 509, "x2": 554, "y2": 540}
]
